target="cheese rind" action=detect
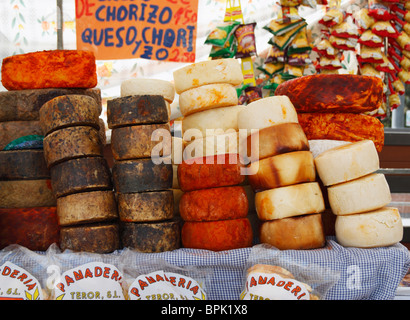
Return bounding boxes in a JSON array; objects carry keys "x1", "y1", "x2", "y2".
[
  {"x1": 57, "y1": 190, "x2": 118, "y2": 226},
  {"x1": 173, "y1": 58, "x2": 243, "y2": 94},
  {"x1": 259, "y1": 213, "x2": 325, "y2": 250},
  {"x1": 335, "y1": 207, "x2": 403, "y2": 247},
  {"x1": 237, "y1": 96, "x2": 299, "y2": 134},
  {"x1": 179, "y1": 83, "x2": 239, "y2": 116},
  {"x1": 39, "y1": 94, "x2": 101, "y2": 136},
  {"x1": 120, "y1": 78, "x2": 175, "y2": 103},
  {"x1": 314, "y1": 139, "x2": 380, "y2": 186},
  {"x1": 43, "y1": 126, "x2": 103, "y2": 168},
  {"x1": 328, "y1": 173, "x2": 391, "y2": 215},
  {"x1": 248, "y1": 151, "x2": 316, "y2": 191},
  {"x1": 118, "y1": 190, "x2": 174, "y2": 222},
  {"x1": 255, "y1": 182, "x2": 325, "y2": 220}
]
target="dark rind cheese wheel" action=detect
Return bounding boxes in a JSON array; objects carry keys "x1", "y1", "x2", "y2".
[
  {"x1": 177, "y1": 153, "x2": 245, "y2": 192},
  {"x1": 110, "y1": 123, "x2": 171, "y2": 160},
  {"x1": 181, "y1": 218, "x2": 253, "y2": 251},
  {"x1": 0, "y1": 121, "x2": 43, "y2": 151},
  {"x1": 179, "y1": 186, "x2": 249, "y2": 222},
  {"x1": 107, "y1": 95, "x2": 170, "y2": 128},
  {"x1": 0, "y1": 88, "x2": 101, "y2": 122},
  {"x1": 50, "y1": 157, "x2": 112, "y2": 198},
  {"x1": 0, "y1": 150, "x2": 50, "y2": 180},
  {"x1": 39, "y1": 94, "x2": 101, "y2": 136},
  {"x1": 112, "y1": 159, "x2": 172, "y2": 193},
  {"x1": 274, "y1": 74, "x2": 383, "y2": 113},
  {"x1": 120, "y1": 220, "x2": 181, "y2": 252},
  {"x1": 118, "y1": 190, "x2": 174, "y2": 222},
  {"x1": 246, "y1": 123, "x2": 309, "y2": 162},
  {"x1": 43, "y1": 126, "x2": 103, "y2": 168},
  {"x1": 0, "y1": 179, "x2": 56, "y2": 208},
  {"x1": 56, "y1": 190, "x2": 118, "y2": 226},
  {"x1": 59, "y1": 223, "x2": 120, "y2": 253},
  {"x1": 0, "y1": 207, "x2": 59, "y2": 251}
]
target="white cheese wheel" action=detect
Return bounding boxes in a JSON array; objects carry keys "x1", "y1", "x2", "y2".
[
  {"x1": 328, "y1": 173, "x2": 391, "y2": 215},
  {"x1": 248, "y1": 151, "x2": 316, "y2": 192},
  {"x1": 259, "y1": 213, "x2": 326, "y2": 250},
  {"x1": 237, "y1": 96, "x2": 298, "y2": 134},
  {"x1": 173, "y1": 58, "x2": 243, "y2": 94},
  {"x1": 314, "y1": 139, "x2": 380, "y2": 186},
  {"x1": 120, "y1": 78, "x2": 175, "y2": 103},
  {"x1": 178, "y1": 83, "x2": 238, "y2": 116},
  {"x1": 182, "y1": 104, "x2": 246, "y2": 137},
  {"x1": 183, "y1": 131, "x2": 240, "y2": 161},
  {"x1": 335, "y1": 207, "x2": 403, "y2": 247},
  {"x1": 255, "y1": 182, "x2": 325, "y2": 220}
]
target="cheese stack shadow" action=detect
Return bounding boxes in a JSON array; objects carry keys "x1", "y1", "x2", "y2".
[
  {"x1": 0, "y1": 50, "x2": 103, "y2": 252},
  {"x1": 40, "y1": 94, "x2": 119, "y2": 254},
  {"x1": 108, "y1": 79, "x2": 179, "y2": 253},
  {"x1": 178, "y1": 153, "x2": 253, "y2": 251},
  {"x1": 238, "y1": 96, "x2": 326, "y2": 250},
  {"x1": 314, "y1": 140, "x2": 403, "y2": 248}
]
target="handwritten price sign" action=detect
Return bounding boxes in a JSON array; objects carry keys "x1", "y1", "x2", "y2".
[{"x1": 75, "y1": 0, "x2": 198, "y2": 62}]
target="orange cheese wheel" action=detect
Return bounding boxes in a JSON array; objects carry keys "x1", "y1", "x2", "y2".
[
  {"x1": 179, "y1": 186, "x2": 249, "y2": 221},
  {"x1": 0, "y1": 207, "x2": 59, "y2": 251},
  {"x1": 177, "y1": 153, "x2": 245, "y2": 192},
  {"x1": 181, "y1": 218, "x2": 253, "y2": 251}
]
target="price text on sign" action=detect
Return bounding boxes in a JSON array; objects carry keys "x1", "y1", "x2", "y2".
[{"x1": 75, "y1": 0, "x2": 198, "y2": 62}]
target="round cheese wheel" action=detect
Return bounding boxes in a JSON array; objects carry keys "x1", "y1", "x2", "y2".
[
  {"x1": 120, "y1": 220, "x2": 181, "y2": 252},
  {"x1": 120, "y1": 78, "x2": 175, "y2": 103},
  {"x1": 0, "y1": 150, "x2": 50, "y2": 180},
  {"x1": 0, "y1": 207, "x2": 59, "y2": 251},
  {"x1": 56, "y1": 190, "x2": 118, "y2": 226},
  {"x1": 177, "y1": 153, "x2": 245, "y2": 192},
  {"x1": 39, "y1": 94, "x2": 101, "y2": 136},
  {"x1": 259, "y1": 213, "x2": 326, "y2": 250},
  {"x1": 107, "y1": 95, "x2": 170, "y2": 128},
  {"x1": 182, "y1": 105, "x2": 246, "y2": 137},
  {"x1": 112, "y1": 159, "x2": 172, "y2": 193},
  {"x1": 0, "y1": 88, "x2": 102, "y2": 122},
  {"x1": 50, "y1": 157, "x2": 112, "y2": 198},
  {"x1": 237, "y1": 96, "x2": 299, "y2": 134},
  {"x1": 335, "y1": 207, "x2": 403, "y2": 248},
  {"x1": 110, "y1": 123, "x2": 171, "y2": 160},
  {"x1": 173, "y1": 58, "x2": 243, "y2": 94},
  {"x1": 248, "y1": 151, "x2": 316, "y2": 192},
  {"x1": 117, "y1": 190, "x2": 174, "y2": 222},
  {"x1": 255, "y1": 182, "x2": 325, "y2": 220},
  {"x1": 314, "y1": 139, "x2": 380, "y2": 186},
  {"x1": 246, "y1": 122, "x2": 309, "y2": 163},
  {"x1": 328, "y1": 173, "x2": 391, "y2": 216},
  {"x1": 181, "y1": 218, "x2": 253, "y2": 251},
  {"x1": 0, "y1": 179, "x2": 56, "y2": 208},
  {"x1": 178, "y1": 83, "x2": 238, "y2": 116},
  {"x1": 43, "y1": 126, "x2": 103, "y2": 168},
  {"x1": 60, "y1": 223, "x2": 120, "y2": 253},
  {"x1": 0, "y1": 120, "x2": 43, "y2": 150},
  {"x1": 183, "y1": 131, "x2": 240, "y2": 161},
  {"x1": 179, "y1": 186, "x2": 248, "y2": 222}
]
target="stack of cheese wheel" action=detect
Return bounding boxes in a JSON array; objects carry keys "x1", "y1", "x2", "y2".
[
  {"x1": 178, "y1": 153, "x2": 253, "y2": 251},
  {"x1": 238, "y1": 96, "x2": 326, "y2": 250},
  {"x1": 173, "y1": 58, "x2": 244, "y2": 161},
  {"x1": 108, "y1": 79, "x2": 179, "y2": 253},
  {"x1": 40, "y1": 93, "x2": 119, "y2": 254},
  {"x1": 315, "y1": 140, "x2": 403, "y2": 248},
  {"x1": 0, "y1": 50, "x2": 102, "y2": 251}
]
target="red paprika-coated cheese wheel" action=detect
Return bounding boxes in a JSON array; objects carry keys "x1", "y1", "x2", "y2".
[
  {"x1": 181, "y1": 218, "x2": 253, "y2": 251},
  {"x1": 180, "y1": 186, "x2": 249, "y2": 222},
  {"x1": 177, "y1": 153, "x2": 245, "y2": 192},
  {"x1": 0, "y1": 207, "x2": 59, "y2": 251}
]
